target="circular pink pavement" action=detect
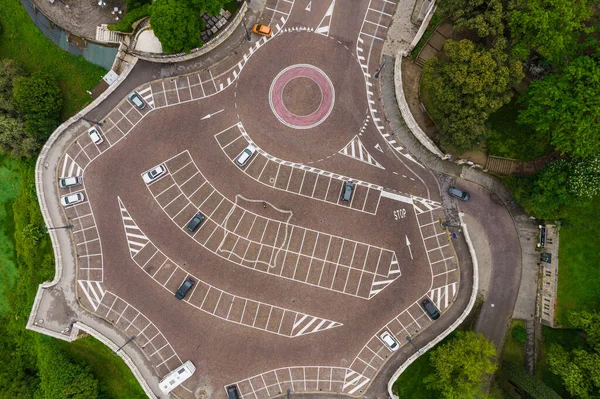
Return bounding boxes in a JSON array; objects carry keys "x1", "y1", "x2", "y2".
[{"x1": 269, "y1": 64, "x2": 335, "y2": 129}]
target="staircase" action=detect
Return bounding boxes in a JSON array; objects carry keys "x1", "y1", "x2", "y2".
[
  {"x1": 95, "y1": 25, "x2": 126, "y2": 44},
  {"x1": 485, "y1": 156, "x2": 516, "y2": 175}
]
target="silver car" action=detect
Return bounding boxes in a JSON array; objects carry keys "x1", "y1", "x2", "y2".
[
  {"x1": 143, "y1": 165, "x2": 166, "y2": 184},
  {"x1": 88, "y1": 126, "x2": 103, "y2": 144},
  {"x1": 380, "y1": 331, "x2": 399, "y2": 351},
  {"x1": 129, "y1": 92, "x2": 146, "y2": 109},
  {"x1": 61, "y1": 192, "x2": 85, "y2": 207},
  {"x1": 236, "y1": 145, "x2": 256, "y2": 167},
  {"x1": 59, "y1": 176, "x2": 82, "y2": 188}
]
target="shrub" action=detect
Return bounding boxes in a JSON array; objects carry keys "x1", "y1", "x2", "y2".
[
  {"x1": 504, "y1": 361, "x2": 561, "y2": 399},
  {"x1": 108, "y1": 4, "x2": 150, "y2": 33},
  {"x1": 512, "y1": 324, "x2": 527, "y2": 344}
]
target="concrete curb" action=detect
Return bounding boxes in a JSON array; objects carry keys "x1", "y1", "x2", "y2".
[
  {"x1": 394, "y1": 55, "x2": 444, "y2": 158},
  {"x1": 132, "y1": 2, "x2": 248, "y2": 63},
  {"x1": 387, "y1": 212, "x2": 479, "y2": 398}
]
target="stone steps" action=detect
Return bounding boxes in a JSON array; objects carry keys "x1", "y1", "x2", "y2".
[
  {"x1": 485, "y1": 156, "x2": 516, "y2": 175},
  {"x1": 95, "y1": 24, "x2": 126, "y2": 44}
]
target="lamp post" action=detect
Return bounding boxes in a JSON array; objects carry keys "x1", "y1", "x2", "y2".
[
  {"x1": 82, "y1": 117, "x2": 103, "y2": 127},
  {"x1": 43, "y1": 224, "x2": 74, "y2": 233},
  {"x1": 373, "y1": 60, "x2": 386, "y2": 78},
  {"x1": 242, "y1": 20, "x2": 251, "y2": 41},
  {"x1": 116, "y1": 335, "x2": 136, "y2": 353}
]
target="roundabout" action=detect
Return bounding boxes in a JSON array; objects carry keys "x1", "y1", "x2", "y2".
[{"x1": 269, "y1": 64, "x2": 334, "y2": 129}]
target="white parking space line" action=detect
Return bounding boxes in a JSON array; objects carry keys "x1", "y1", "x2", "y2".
[
  {"x1": 146, "y1": 150, "x2": 401, "y2": 299},
  {"x1": 119, "y1": 198, "x2": 342, "y2": 337}
]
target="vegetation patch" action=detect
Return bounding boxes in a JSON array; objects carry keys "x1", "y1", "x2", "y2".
[
  {"x1": 555, "y1": 197, "x2": 600, "y2": 326},
  {"x1": 0, "y1": 154, "x2": 20, "y2": 315},
  {"x1": 108, "y1": 4, "x2": 150, "y2": 33},
  {"x1": 410, "y1": 11, "x2": 442, "y2": 60},
  {"x1": 0, "y1": 0, "x2": 106, "y2": 118},
  {"x1": 485, "y1": 99, "x2": 551, "y2": 161}
]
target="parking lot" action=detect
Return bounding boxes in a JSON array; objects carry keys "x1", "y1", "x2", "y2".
[{"x1": 50, "y1": 0, "x2": 464, "y2": 397}]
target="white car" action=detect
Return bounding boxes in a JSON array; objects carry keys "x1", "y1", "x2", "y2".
[
  {"x1": 380, "y1": 331, "x2": 399, "y2": 351},
  {"x1": 61, "y1": 192, "x2": 85, "y2": 207},
  {"x1": 236, "y1": 144, "x2": 256, "y2": 167},
  {"x1": 129, "y1": 92, "x2": 146, "y2": 109},
  {"x1": 88, "y1": 126, "x2": 103, "y2": 144},
  {"x1": 59, "y1": 176, "x2": 82, "y2": 188},
  {"x1": 143, "y1": 164, "x2": 166, "y2": 184}
]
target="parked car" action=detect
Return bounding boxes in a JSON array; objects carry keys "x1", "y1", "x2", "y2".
[
  {"x1": 448, "y1": 186, "x2": 470, "y2": 201},
  {"x1": 59, "y1": 176, "x2": 82, "y2": 188},
  {"x1": 252, "y1": 24, "x2": 272, "y2": 37},
  {"x1": 380, "y1": 331, "x2": 399, "y2": 351},
  {"x1": 61, "y1": 192, "x2": 84, "y2": 207},
  {"x1": 226, "y1": 385, "x2": 240, "y2": 399},
  {"x1": 236, "y1": 144, "x2": 256, "y2": 167},
  {"x1": 186, "y1": 213, "x2": 205, "y2": 233},
  {"x1": 88, "y1": 126, "x2": 103, "y2": 144},
  {"x1": 129, "y1": 92, "x2": 146, "y2": 109},
  {"x1": 143, "y1": 164, "x2": 166, "y2": 184},
  {"x1": 422, "y1": 299, "x2": 440, "y2": 320},
  {"x1": 175, "y1": 278, "x2": 194, "y2": 300},
  {"x1": 341, "y1": 180, "x2": 354, "y2": 202}
]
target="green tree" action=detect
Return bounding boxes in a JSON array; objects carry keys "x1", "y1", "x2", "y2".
[
  {"x1": 188, "y1": 0, "x2": 231, "y2": 16},
  {"x1": 151, "y1": 0, "x2": 202, "y2": 53},
  {"x1": 569, "y1": 311, "x2": 600, "y2": 351},
  {"x1": 0, "y1": 115, "x2": 39, "y2": 158},
  {"x1": 37, "y1": 341, "x2": 100, "y2": 399},
  {"x1": 508, "y1": 0, "x2": 594, "y2": 63},
  {"x1": 422, "y1": 39, "x2": 523, "y2": 151},
  {"x1": 512, "y1": 156, "x2": 600, "y2": 219},
  {"x1": 12, "y1": 72, "x2": 62, "y2": 140},
  {"x1": 424, "y1": 331, "x2": 497, "y2": 399},
  {"x1": 437, "y1": 0, "x2": 505, "y2": 38},
  {"x1": 548, "y1": 344, "x2": 600, "y2": 399},
  {"x1": 518, "y1": 56, "x2": 600, "y2": 158}
]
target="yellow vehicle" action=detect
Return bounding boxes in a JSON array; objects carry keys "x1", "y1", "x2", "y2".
[{"x1": 252, "y1": 24, "x2": 272, "y2": 37}]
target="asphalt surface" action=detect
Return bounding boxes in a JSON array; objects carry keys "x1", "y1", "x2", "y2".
[{"x1": 54, "y1": 1, "x2": 474, "y2": 398}]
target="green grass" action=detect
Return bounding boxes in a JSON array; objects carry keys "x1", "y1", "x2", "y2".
[
  {"x1": 501, "y1": 320, "x2": 527, "y2": 366},
  {"x1": 555, "y1": 197, "x2": 600, "y2": 326},
  {"x1": 410, "y1": 11, "x2": 442, "y2": 60},
  {"x1": 0, "y1": 155, "x2": 21, "y2": 316},
  {"x1": 537, "y1": 325, "x2": 588, "y2": 397},
  {"x1": 392, "y1": 332, "x2": 457, "y2": 399},
  {"x1": 0, "y1": 0, "x2": 107, "y2": 118},
  {"x1": 54, "y1": 336, "x2": 147, "y2": 399},
  {"x1": 485, "y1": 99, "x2": 553, "y2": 161}
]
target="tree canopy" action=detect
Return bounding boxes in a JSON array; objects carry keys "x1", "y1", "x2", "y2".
[
  {"x1": 12, "y1": 71, "x2": 62, "y2": 140},
  {"x1": 424, "y1": 331, "x2": 497, "y2": 399},
  {"x1": 518, "y1": 56, "x2": 600, "y2": 158},
  {"x1": 437, "y1": 0, "x2": 505, "y2": 38},
  {"x1": 151, "y1": 0, "x2": 202, "y2": 54},
  {"x1": 508, "y1": 0, "x2": 594, "y2": 63},
  {"x1": 548, "y1": 312, "x2": 600, "y2": 399},
  {"x1": 422, "y1": 39, "x2": 523, "y2": 151}
]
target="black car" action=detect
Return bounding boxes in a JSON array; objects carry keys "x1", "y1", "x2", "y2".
[
  {"x1": 175, "y1": 278, "x2": 194, "y2": 300},
  {"x1": 448, "y1": 186, "x2": 470, "y2": 201},
  {"x1": 186, "y1": 212, "x2": 205, "y2": 233},
  {"x1": 341, "y1": 180, "x2": 354, "y2": 202},
  {"x1": 226, "y1": 384, "x2": 240, "y2": 399},
  {"x1": 422, "y1": 299, "x2": 440, "y2": 320}
]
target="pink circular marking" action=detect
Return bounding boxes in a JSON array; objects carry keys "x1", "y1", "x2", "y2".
[{"x1": 269, "y1": 65, "x2": 334, "y2": 129}]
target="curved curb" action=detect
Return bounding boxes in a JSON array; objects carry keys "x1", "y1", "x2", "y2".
[
  {"x1": 387, "y1": 212, "x2": 479, "y2": 398},
  {"x1": 131, "y1": 2, "x2": 248, "y2": 63},
  {"x1": 26, "y1": 58, "x2": 162, "y2": 399}
]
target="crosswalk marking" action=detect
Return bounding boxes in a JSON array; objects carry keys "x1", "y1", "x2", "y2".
[
  {"x1": 339, "y1": 135, "x2": 384, "y2": 169},
  {"x1": 77, "y1": 280, "x2": 105, "y2": 311},
  {"x1": 60, "y1": 155, "x2": 83, "y2": 178},
  {"x1": 118, "y1": 197, "x2": 149, "y2": 256},
  {"x1": 315, "y1": 0, "x2": 336, "y2": 35},
  {"x1": 430, "y1": 282, "x2": 457, "y2": 311}
]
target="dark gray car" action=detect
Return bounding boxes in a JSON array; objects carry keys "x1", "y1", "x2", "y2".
[
  {"x1": 175, "y1": 278, "x2": 194, "y2": 300},
  {"x1": 448, "y1": 186, "x2": 470, "y2": 201},
  {"x1": 342, "y1": 180, "x2": 354, "y2": 202},
  {"x1": 422, "y1": 299, "x2": 440, "y2": 320},
  {"x1": 186, "y1": 213, "x2": 205, "y2": 232}
]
